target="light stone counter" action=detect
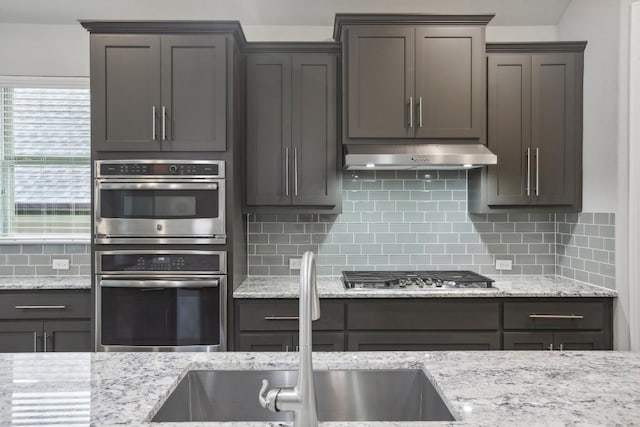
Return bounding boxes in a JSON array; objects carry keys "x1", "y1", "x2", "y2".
[
  {"x1": 0, "y1": 275, "x2": 91, "y2": 290},
  {"x1": 234, "y1": 275, "x2": 617, "y2": 298},
  {"x1": 0, "y1": 351, "x2": 638, "y2": 426}
]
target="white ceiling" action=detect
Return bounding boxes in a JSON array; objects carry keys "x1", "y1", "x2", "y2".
[{"x1": 0, "y1": 0, "x2": 572, "y2": 26}]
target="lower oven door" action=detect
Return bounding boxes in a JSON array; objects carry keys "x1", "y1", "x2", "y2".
[{"x1": 96, "y1": 276, "x2": 226, "y2": 352}]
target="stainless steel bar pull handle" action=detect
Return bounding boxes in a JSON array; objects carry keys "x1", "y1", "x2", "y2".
[
  {"x1": 15, "y1": 305, "x2": 67, "y2": 310},
  {"x1": 526, "y1": 148, "x2": 531, "y2": 196},
  {"x1": 410, "y1": 97, "x2": 414, "y2": 128},
  {"x1": 418, "y1": 96, "x2": 423, "y2": 128},
  {"x1": 285, "y1": 147, "x2": 290, "y2": 196},
  {"x1": 294, "y1": 148, "x2": 299, "y2": 197},
  {"x1": 44, "y1": 332, "x2": 48, "y2": 352},
  {"x1": 33, "y1": 332, "x2": 38, "y2": 352},
  {"x1": 535, "y1": 147, "x2": 540, "y2": 196},
  {"x1": 162, "y1": 106, "x2": 167, "y2": 141},
  {"x1": 152, "y1": 106, "x2": 157, "y2": 141},
  {"x1": 529, "y1": 314, "x2": 584, "y2": 319},
  {"x1": 264, "y1": 316, "x2": 299, "y2": 321},
  {"x1": 548, "y1": 343, "x2": 554, "y2": 351}
]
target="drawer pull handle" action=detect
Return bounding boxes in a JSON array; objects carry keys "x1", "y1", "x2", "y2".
[
  {"x1": 529, "y1": 314, "x2": 584, "y2": 319},
  {"x1": 15, "y1": 305, "x2": 67, "y2": 310},
  {"x1": 264, "y1": 316, "x2": 299, "y2": 321}
]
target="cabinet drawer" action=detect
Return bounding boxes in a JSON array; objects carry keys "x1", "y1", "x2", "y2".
[
  {"x1": 348, "y1": 300, "x2": 500, "y2": 330},
  {"x1": 503, "y1": 301, "x2": 606, "y2": 330},
  {"x1": 237, "y1": 300, "x2": 344, "y2": 331},
  {"x1": 0, "y1": 291, "x2": 91, "y2": 320}
]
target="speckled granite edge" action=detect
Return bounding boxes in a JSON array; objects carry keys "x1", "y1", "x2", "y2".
[
  {"x1": 233, "y1": 275, "x2": 618, "y2": 299},
  {"x1": 0, "y1": 276, "x2": 91, "y2": 290},
  {"x1": 6, "y1": 351, "x2": 635, "y2": 426}
]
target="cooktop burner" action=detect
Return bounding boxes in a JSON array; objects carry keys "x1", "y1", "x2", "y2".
[{"x1": 342, "y1": 270, "x2": 494, "y2": 289}]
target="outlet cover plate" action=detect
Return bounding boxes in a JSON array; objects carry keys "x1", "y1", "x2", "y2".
[
  {"x1": 495, "y1": 259, "x2": 513, "y2": 271},
  {"x1": 52, "y1": 259, "x2": 70, "y2": 270},
  {"x1": 289, "y1": 258, "x2": 302, "y2": 270}
]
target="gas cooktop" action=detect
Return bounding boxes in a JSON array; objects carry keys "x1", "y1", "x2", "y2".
[{"x1": 342, "y1": 270, "x2": 494, "y2": 289}]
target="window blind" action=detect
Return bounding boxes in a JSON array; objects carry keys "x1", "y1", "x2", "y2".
[{"x1": 0, "y1": 78, "x2": 90, "y2": 239}]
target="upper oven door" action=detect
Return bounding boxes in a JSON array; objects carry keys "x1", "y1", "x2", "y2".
[{"x1": 95, "y1": 180, "x2": 225, "y2": 244}]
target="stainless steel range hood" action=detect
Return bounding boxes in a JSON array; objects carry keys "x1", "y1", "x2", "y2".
[{"x1": 343, "y1": 144, "x2": 497, "y2": 170}]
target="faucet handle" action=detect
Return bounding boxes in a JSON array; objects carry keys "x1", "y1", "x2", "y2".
[{"x1": 258, "y1": 379, "x2": 279, "y2": 412}]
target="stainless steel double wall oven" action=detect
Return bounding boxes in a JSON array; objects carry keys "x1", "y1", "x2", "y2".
[{"x1": 93, "y1": 160, "x2": 227, "y2": 352}]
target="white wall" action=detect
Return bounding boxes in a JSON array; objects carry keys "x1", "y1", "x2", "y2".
[
  {"x1": 557, "y1": 0, "x2": 621, "y2": 213},
  {"x1": 0, "y1": 23, "x2": 89, "y2": 76},
  {"x1": 485, "y1": 25, "x2": 557, "y2": 41}
]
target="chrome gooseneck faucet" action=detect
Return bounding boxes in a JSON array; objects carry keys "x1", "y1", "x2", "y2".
[{"x1": 259, "y1": 251, "x2": 320, "y2": 427}]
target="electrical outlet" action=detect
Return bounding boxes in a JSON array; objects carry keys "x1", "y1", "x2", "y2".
[
  {"x1": 289, "y1": 258, "x2": 302, "y2": 270},
  {"x1": 52, "y1": 259, "x2": 70, "y2": 270},
  {"x1": 495, "y1": 259, "x2": 513, "y2": 271}
]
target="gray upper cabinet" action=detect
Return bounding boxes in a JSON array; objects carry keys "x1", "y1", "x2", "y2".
[
  {"x1": 246, "y1": 45, "x2": 339, "y2": 210},
  {"x1": 414, "y1": 27, "x2": 483, "y2": 139},
  {"x1": 246, "y1": 53, "x2": 292, "y2": 205},
  {"x1": 475, "y1": 42, "x2": 585, "y2": 211},
  {"x1": 347, "y1": 27, "x2": 414, "y2": 138},
  {"x1": 91, "y1": 34, "x2": 227, "y2": 152},
  {"x1": 336, "y1": 15, "x2": 491, "y2": 143}
]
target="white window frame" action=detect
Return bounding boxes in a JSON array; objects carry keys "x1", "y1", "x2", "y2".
[{"x1": 0, "y1": 75, "x2": 90, "y2": 243}]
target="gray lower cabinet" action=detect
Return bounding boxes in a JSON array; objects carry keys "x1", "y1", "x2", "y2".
[
  {"x1": 503, "y1": 299, "x2": 612, "y2": 350},
  {"x1": 0, "y1": 321, "x2": 43, "y2": 352},
  {"x1": 348, "y1": 332, "x2": 500, "y2": 351},
  {"x1": 246, "y1": 46, "x2": 339, "y2": 210},
  {"x1": 234, "y1": 297, "x2": 613, "y2": 352},
  {"x1": 503, "y1": 332, "x2": 606, "y2": 351},
  {"x1": 235, "y1": 299, "x2": 345, "y2": 352},
  {"x1": 339, "y1": 16, "x2": 489, "y2": 142},
  {"x1": 0, "y1": 290, "x2": 91, "y2": 353},
  {"x1": 237, "y1": 332, "x2": 345, "y2": 352},
  {"x1": 469, "y1": 42, "x2": 585, "y2": 212},
  {"x1": 0, "y1": 320, "x2": 91, "y2": 353},
  {"x1": 90, "y1": 34, "x2": 227, "y2": 152}
]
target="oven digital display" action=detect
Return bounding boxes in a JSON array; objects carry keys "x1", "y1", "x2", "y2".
[
  {"x1": 152, "y1": 256, "x2": 170, "y2": 264},
  {"x1": 152, "y1": 164, "x2": 170, "y2": 174}
]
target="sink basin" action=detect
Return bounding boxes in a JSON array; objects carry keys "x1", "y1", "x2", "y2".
[{"x1": 151, "y1": 369, "x2": 455, "y2": 422}]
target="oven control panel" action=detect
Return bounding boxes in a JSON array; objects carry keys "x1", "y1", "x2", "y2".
[
  {"x1": 97, "y1": 251, "x2": 226, "y2": 274},
  {"x1": 96, "y1": 160, "x2": 224, "y2": 178}
]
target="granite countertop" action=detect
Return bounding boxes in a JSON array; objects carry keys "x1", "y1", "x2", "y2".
[
  {"x1": 1, "y1": 351, "x2": 638, "y2": 426},
  {"x1": 234, "y1": 275, "x2": 618, "y2": 298},
  {"x1": 0, "y1": 276, "x2": 91, "y2": 290}
]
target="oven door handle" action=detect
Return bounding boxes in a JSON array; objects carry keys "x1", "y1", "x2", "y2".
[
  {"x1": 100, "y1": 279, "x2": 220, "y2": 288},
  {"x1": 97, "y1": 182, "x2": 219, "y2": 191}
]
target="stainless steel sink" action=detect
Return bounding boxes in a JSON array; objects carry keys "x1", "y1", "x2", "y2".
[{"x1": 151, "y1": 369, "x2": 455, "y2": 422}]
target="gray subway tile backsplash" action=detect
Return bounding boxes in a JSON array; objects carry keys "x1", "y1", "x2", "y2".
[
  {"x1": 0, "y1": 243, "x2": 90, "y2": 277},
  {"x1": 245, "y1": 171, "x2": 616, "y2": 289}
]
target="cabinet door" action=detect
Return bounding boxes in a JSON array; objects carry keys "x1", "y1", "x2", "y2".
[
  {"x1": 293, "y1": 332, "x2": 345, "y2": 352},
  {"x1": 291, "y1": 54, "x2": 338, "y2": 206},
  {"x1": 236, "y1": 333, "x2": 293, "y2": 352},
  {"x1": 486, "y1": 54, "x2": 532, "y2": 205},
  {"x1": 554, "y1": 332, "x2": 607, "y2": 351},
  {"x1": 347, "y1": 26, "x2": 415, "y2": 138},
  {"x1": 348, "y1": 332, "x2": 500, "y2": 351},
  {"x1": 415, "y1": 27, "x2": 484, "y2": 139},
  {"x1": 531, "y1": 53, "x2": 577, "y2": 205},
  {"x1": 91, "y1": 35, "x2": 161, "y2": 151},
  {"x1": 44, "y1": 320, "x2": 91, "y2": 352},
  {"x1": 0, "y1": 321, "x2": 42, "y2": 352},
  {"x1": 503, "y1": 332, "x2": 554, "y2": 350},
  {"x1": 160, "y1": 35, "x2": 227, "y2": 151},
  {"x1": 246, "y1": 54, "x2": 292, "y2": 205}
]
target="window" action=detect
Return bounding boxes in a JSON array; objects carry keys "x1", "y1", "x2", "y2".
[{"x1": 0, "y1": 77, "x2": 90, "y2": 241}]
